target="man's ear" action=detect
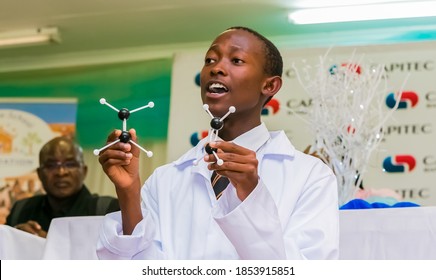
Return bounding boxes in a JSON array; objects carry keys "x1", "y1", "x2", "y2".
[
  {"x1": 262, "y1": 76, "x2": 282, "y2": 98},
  {"x1": 36, "y1": 167, "x2": 43, "y2": 180},
  {"x1": 82, "y1": 164, "x2": 88, "y2": 178}
]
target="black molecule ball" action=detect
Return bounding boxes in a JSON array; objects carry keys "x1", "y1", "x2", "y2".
[
  {"x1": 205, "y1": 143, "x2": 217, "y2": 154},
  {"x1": 210, "y1": 117, "x2": 223, "y2": 130},
  {"x1": 118, "y1": 108, "x2": 130, "y2": 120},
  {"x1": 119, "y1": 131, "x2": 131, "y2": 143}
]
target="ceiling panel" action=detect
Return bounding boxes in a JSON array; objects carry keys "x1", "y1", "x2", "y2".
[{"x1": 1, "y1": 0, "x2": 436, "y2": 72}]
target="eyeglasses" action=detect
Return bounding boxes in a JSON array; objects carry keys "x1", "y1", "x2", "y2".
[{"x1": 40, "y1": 161, "x2": 82, "y2": 171}]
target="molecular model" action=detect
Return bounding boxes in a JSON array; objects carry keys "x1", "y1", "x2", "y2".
[
  {"x1": 93, "y1": 98, "x2": 154, "y2": 157},
  {"x1": 193, "y1": 104, "x2": 236, "y2": 166}
]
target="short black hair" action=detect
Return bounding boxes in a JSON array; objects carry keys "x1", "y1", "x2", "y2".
[{"x1": 226, "y1": 26, "x2": 283, "y2": 77}]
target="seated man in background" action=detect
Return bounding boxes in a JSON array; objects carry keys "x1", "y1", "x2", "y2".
[{"x1": 6, "y1": 136, "x2": 120, "y2": 238}]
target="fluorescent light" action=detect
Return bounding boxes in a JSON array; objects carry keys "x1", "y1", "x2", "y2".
[
  {"x1": 0, "y1": 27, "x2": 60, "y2": 49},
  {"x1": 289, "y1": 1, "x2": 436, "y2": 24}
]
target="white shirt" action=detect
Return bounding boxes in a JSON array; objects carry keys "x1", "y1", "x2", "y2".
[{"x1": 97, "y1": 123, "x2": 339, "y2": 259}]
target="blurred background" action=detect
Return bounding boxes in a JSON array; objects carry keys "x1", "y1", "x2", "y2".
[{"x1": 1, "y1": 0, "x2": 436, "y2": 221}]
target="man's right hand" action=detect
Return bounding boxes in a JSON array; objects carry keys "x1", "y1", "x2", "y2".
[
  {"x1": 14, "y1": 220, "x2": 47, "y2": 238},
  {"x1": 97, "y1": 128, "x2": 143, "y2": 235},
  {"x1": 97, "y1": 128, "x2": 141, "y2": 191}
]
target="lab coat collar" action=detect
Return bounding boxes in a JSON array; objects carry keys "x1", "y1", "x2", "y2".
[{"x1": 263, "y1": 130, "x2": 296, "y2": 158}]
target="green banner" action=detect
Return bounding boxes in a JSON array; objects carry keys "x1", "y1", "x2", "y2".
[{"x1": 0, "y1": 58, "x2": 171, "y2": 148}]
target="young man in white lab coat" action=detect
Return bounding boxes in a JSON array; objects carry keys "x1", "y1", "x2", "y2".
[{"x1": 96, "y1": 26, "x2": 339, "y2": 260}]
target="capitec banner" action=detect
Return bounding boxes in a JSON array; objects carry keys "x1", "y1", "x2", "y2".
[
  {"x1": 167, "y1": 41, "x2": 436, "y2": 206},
  {"x1": 0, "y1": 98, "x2": 77, "y2": 223}
]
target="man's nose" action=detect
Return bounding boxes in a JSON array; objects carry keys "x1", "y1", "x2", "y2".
[
  {"x1": 55, "y1": 165, "x2": 69, "y2": 174},
  {"x1": 210, "y1": 62, "x2": 226, "y2": 76}
]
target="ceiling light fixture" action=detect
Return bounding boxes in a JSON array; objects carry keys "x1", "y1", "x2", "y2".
[
  {"x1": 289, "y1": 1, "x2": 436, "y2": 24},
  {"x1": 0, "y1": 27, "x2": 60, "y2": 49}
]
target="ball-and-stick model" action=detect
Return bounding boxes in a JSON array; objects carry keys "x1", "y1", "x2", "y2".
[
  {"x1": 93, "y1": 98, "x2": 154, "y2": 157},
  {"x1": 193, "y1": 104, "x2": 236, "y2": 166}
]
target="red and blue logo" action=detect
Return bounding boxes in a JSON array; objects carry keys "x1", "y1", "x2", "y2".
[
  {"x1": 329, "y1": 63, "x2": 362, "y2": 75},
  {"x1": 383, "y1": 155, "x2": 416, "y2": 173},
  {"x1": 385, "y1": 91, "x2": 419, "y2": 109},
  {"x1": 262, "y1": 98, "x2": 280, "y2": 116},
  {"x1": 190, "y1": 130, "x2": 208, "y2": 147},
  {"x1": 194, "y1": 72, "x2": 201, "y2": 87}
]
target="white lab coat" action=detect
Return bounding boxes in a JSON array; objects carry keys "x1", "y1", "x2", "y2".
[{"x1": 97, "y1": 123, "x2": 339, "y2": 259}]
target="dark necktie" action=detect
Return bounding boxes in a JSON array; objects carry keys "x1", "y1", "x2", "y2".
[{"x1": 211, "y1": 171, "x2": 229, "y2": 199}]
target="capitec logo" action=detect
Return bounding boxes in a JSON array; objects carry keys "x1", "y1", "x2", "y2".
[
  {"x1": 329, "y1": 63, "x2": 362, "y2": 75},
  {"x1": 190, "y1": 130, "x2": 208, "y2": 147},
  {"x1": 383, "y1": 155, "x2": 416, "y2": 173},
  {"x1": 195, "y1": 72, "x2": 201, "y2": 86},
  {"x1": 261, "y1": 98, "x2": 280, "y2": 116},
  {"x1": 385, "y1": 91, "x2": 419, "y2": 109}
]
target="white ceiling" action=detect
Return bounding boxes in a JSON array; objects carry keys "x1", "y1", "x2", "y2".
[{"x1": 1, "y1": 0, "x2": 436, "y2": 72}]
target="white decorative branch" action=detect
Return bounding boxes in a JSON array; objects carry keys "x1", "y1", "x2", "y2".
[{"x1": 292, "y1": 50, "x2": 407, "y2": 206}]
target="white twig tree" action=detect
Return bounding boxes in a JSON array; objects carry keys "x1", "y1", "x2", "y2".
[{"x1": 292, "y1": 51, "x2": 405, "y2": 206}]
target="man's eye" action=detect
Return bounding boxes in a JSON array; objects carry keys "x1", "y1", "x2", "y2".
[
  {"x1": 44, "y1": 163, "x2": 58, "y2": 169},
  {"x1": 64, "y1": 161, "x2": 80, "y2": 168},
  {"x1": 233, "y1": 58, "x2": 243, "y2": 64},
  {"x1": 42, "y1": 161, "x2": 81, "y2": 170},
  {"x1": 205, "y1": 58, "x2": 215, "y2": 64}
]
